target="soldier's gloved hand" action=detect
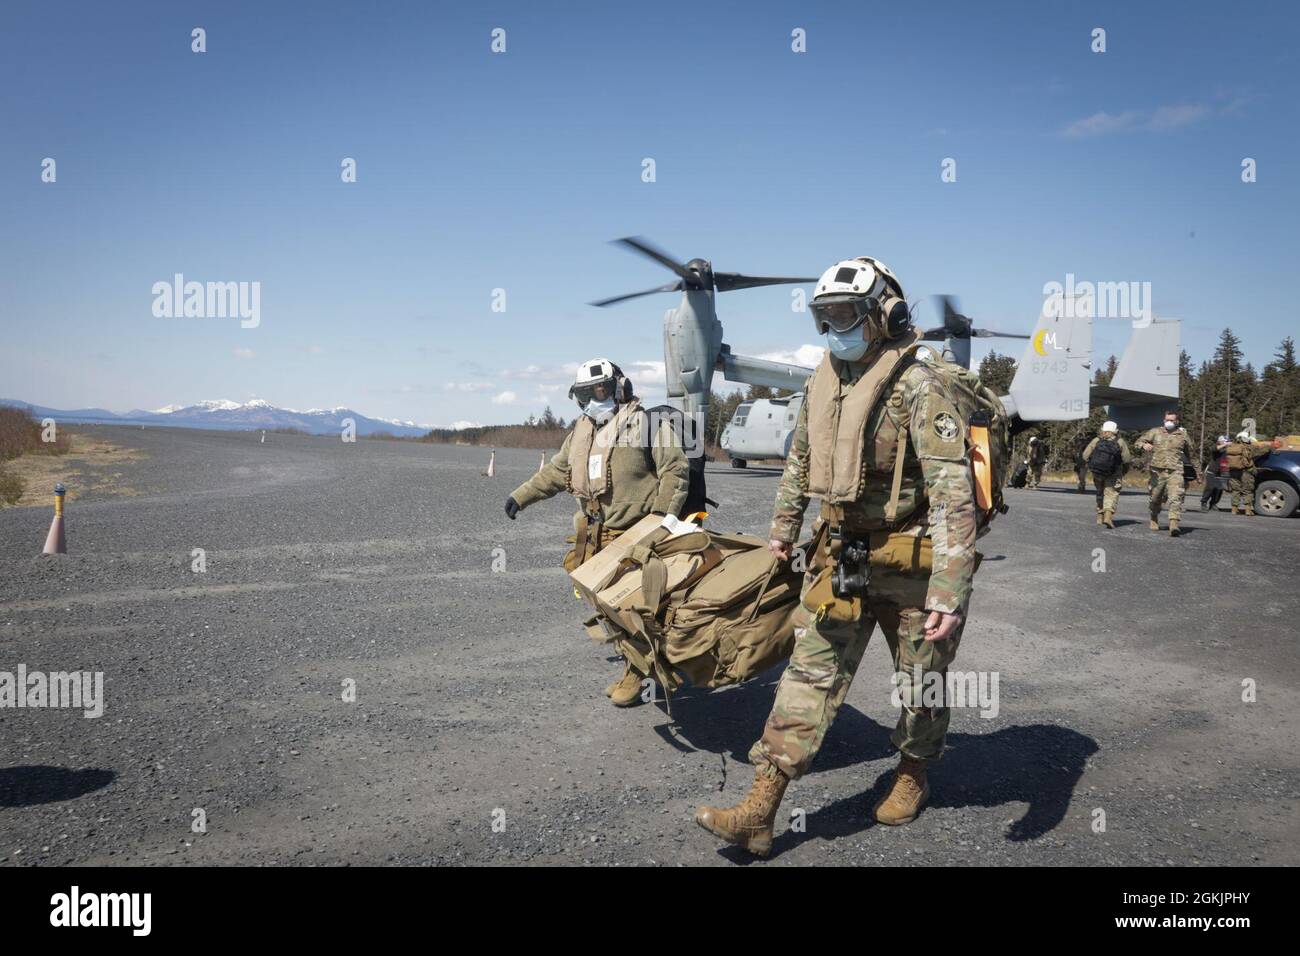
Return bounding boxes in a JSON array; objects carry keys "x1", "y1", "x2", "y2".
[
  {"x1": 504, "y1": 497, "x2": 520, "y2": 520},
  {"x1": 768, "y1": 539, "x2": 793, "y2": 561},
  {"x1": 923, "y1": 610, "x2": 963, "y2": 642}
]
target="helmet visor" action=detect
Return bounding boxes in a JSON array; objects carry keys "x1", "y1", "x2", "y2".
[
  {"x1": 810, "y1": 296, "x2": 873, "y2": 334},
  {"x1": 570, "y1": 379, "x2": 614, "y2": 406}
]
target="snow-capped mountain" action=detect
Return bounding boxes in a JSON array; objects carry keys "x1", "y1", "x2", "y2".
[{"x1": 1, "y1": 398, "x2": 438, "y2": 437}]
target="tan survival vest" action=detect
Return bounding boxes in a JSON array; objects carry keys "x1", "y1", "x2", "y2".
[
  {"x1": 567, "y1": 399, "x2": 642, "y2": 504},
  {"x1": 806, "y1": 328, "x2": 923, "y2": 505}
]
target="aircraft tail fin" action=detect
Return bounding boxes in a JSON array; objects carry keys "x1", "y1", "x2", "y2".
[
  {"x1": 1002, "y1": 293, "x2": 1092, "y2": 421},
  {"x1": 1090, "y1": 318, "x2": 1180, "y2": 430}
]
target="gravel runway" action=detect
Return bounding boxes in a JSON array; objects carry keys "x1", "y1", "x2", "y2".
[{"x1": 2, "y1": 426, "x2": 1297, "y2": 866}]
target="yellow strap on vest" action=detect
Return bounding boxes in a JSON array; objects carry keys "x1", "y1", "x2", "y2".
[{"x1": 884, "y1": 426, "x2": 908, "y2": 525}]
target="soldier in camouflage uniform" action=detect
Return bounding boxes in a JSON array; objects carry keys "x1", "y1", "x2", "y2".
[
  {"x1": 1082, "y1": 420, "x2": 1132, "y2": 528},
  {"x1": 1026, "y1": 436, "x2": 1046, "y2": 488},
  {"x1": 1225, "y1": 429, "x2": 1274, "y2": 515},
  {"x1": 1135, "y1": 411, "x2": 1194, "y2": 536},
  {"x1": 695, "y1": 257, "x2": 978, "y2": 857}
]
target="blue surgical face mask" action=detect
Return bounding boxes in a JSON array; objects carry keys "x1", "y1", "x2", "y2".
[
  {"x1": 826, "y1": 325, "x2": 870, "y2": 362},
  {"x1": 584, "y1": 397, "x2": 616, "y2": 422},
  {"x1": 1164, "y1": 420, "x2": 1177, "y2": 431}
]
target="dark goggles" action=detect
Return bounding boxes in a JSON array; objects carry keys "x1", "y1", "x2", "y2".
[
  {"x1": 570, "y1": 379, "x2": 614, "y2": 405},
  {"x1": 810, "y1": 295, "x2": 876, "y2": 334}
]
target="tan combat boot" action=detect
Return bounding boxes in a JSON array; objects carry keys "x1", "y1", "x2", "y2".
[
  {"x1": 1149, "y1": 517, "x2": 1160, "y2": 531},
  {"x1": 1096, "y1": 512, "x2": 1104, "y2": 525},
  {"x1": 607, "y1": 664, "x2": 647, "y2": 707},
  {"x1": 1103, "y1": 510, "x2": 1115, "y2": 529},
  {"x1": 874, "y1": 755, "x2": 931, "y2": 825},
  {"x1": 1169, "y1": 519, "x2": 1180, "y2": 537},
  {"x1": 1245, "y1": 508, "x2": 1256, "y2": 516},
  {"x1": 1231, "y1": 505, "x2": 1239, "y2": 515},
  {"x1": 695, "y1": 763, "x2": 789, "y2": 857}
]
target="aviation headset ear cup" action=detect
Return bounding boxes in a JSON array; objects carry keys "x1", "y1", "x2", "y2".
[{"x1": 880, "y1": 297, "x2": 911, "y2": 338}]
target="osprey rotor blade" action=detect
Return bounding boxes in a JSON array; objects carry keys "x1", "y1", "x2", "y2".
[
  {"x1": 588, "y1": 280, "x2": 684, "y2": 308},
  {"x1": 712, "y1": 272, "x2": 820, "y2": 292},
  {"x1": 612, "y1": 236, "x2": 693, "y2": 282},
  {"x1": 971, "y1": 328, "x2": 1031, "y2": 339}
]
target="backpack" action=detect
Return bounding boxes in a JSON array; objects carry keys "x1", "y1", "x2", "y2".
[
  {"x1": 582, "y1": 530, "x2": 802, "y2": 711},
  {"x1": 1089, "y1": 438, "x2": 1123, "y2": 476},
  {"x1": 1010, "y1": 460, "x2": 1028, "y2": 488},
  {"x1": 643, "y1": 404, "x2": 716, "y2": 517},
  {"x1": 1225, "y1": 443, "x2": 1248, "y2": 470},
  {"x1": 917, "y1": 358, "x2": 1012, "y2": 530}
]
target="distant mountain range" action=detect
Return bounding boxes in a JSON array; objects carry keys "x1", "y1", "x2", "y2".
[{"x1": 0, "y1": 398, "x2": 437, "y2": 438}]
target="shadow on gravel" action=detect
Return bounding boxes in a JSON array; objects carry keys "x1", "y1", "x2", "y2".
[
  {"x1": 0, "y1": 766, "x2": 115, "y2": 807},
  {"x1": 725, "y1": 721, "x2": 1098, "y2": 860}
]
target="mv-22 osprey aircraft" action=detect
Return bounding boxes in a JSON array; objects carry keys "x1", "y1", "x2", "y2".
[{"x1": 591, "y1": 237, "x2": 1180, "y2": 466}]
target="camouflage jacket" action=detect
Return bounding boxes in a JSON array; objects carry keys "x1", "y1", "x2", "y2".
[
  {"x1": 1225, "y1": 440, "x2": 1272, "y2": 472},
  {"x1": 771, "y1": 348, "x2": 978, "y2": 614},
  {"x1": 1136, "y1": 426, "x2": 1193, "y2": 470}
]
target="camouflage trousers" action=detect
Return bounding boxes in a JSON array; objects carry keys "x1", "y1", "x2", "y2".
[
  {"x1": 1027, "y1": 463, "x2": 1044, "y2": 487},
  {"x1": 749, "y1": 567, "x2": 965, "y2": 779},
  {"x1": 1147, "y1": 467, "x2": 1185, "y2": 521},
  {"x1": 1092, "y1": 472, "x2": 1122, "y2": 514},
  {"x1": 1227, "y1": 469, "x2": 1256, "y2": 511},
  {"x1": 1075, "y1": 463, "x2": 1088, "y2": 492}
]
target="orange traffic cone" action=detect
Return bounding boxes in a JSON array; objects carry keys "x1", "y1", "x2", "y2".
[
  {"x1": 483, "y1": 450, "x2": 496, "y2": 477},
  {"x1": 42, "y1": 482, "x2": 67, "y2": 555}
]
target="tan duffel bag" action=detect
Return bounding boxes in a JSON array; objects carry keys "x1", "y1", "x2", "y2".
[{"x1": 584, "y1": 530, "x2": 802, "y2": 709}]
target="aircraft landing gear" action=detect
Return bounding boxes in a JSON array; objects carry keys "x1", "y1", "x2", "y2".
[{"x1": 730, "y1": 458, "x2": 747, "y2": 469}]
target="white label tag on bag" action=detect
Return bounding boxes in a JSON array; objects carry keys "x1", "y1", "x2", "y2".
[
  {"x1": 659, "y1": 513, "x2": 699, "y2": 537},
  {"x1": 588, "y1": 454, "x2": 603, "y2": 481}
]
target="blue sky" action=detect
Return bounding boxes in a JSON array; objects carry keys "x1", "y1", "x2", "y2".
[{"x1": 1, "y1": 0, "x2": 1295, "y2": 426}]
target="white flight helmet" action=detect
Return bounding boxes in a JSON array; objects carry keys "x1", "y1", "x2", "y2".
[
  {"x1": 568, "y1": 357, "x2": 631, "y2": 408},
  {"x1": 810, "y1": 257, "x2": 911, "y2": 359},
  {"x1": 1101, "y1": 421, "x2": 1118, "y2": 434},
  {"x1": 1236, "y1": 430, "x2": 1251, "y2": 442}
]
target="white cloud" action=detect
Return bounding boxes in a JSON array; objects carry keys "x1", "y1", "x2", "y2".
[
  {"x1": 491, "y1": 390, "x2": 518, "y2": 405},
  {"x1": 755, "y1": 344, "x2": 823, "y2": 368},
  {"x1": 626, "y1": 359, "x2": 666, "y2": 387},
  {"x1": 1060, "y1": 102, "x2": 1214, "y2": 139},
  {"x1": 443, "y1": 380, "x2": 496, "y2": 392},
  {"x1": 233, "y1": 347, "x2": 256, "y2": 359},
  {"x1": 1147, "y1": 103, "x2": 1210, "y2": 131},
  {"x1": 1060, "y1": 110, "x2": 1143, "y2": 138}
]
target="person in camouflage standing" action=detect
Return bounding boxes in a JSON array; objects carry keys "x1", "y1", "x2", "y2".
[
  {"x1": 1136, "y1": 411, "x2": 1194, "y2": 536},
  {"x1": 1026, "y1": 436, "x2": 1046, "y2": 489},
  {"x1": 694, "y1": 257, "x2": 979, "y2": 857},
  {"x1": 1224, "y1": 429, "x2": 1275, "y2": 515},
  {"x1": 1082, "y1": 420, "x2": 1131, "y2": 528}
]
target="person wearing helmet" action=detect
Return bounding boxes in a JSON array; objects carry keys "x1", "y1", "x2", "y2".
[
  {"x1": 1025, "y1": 435, "x2": 1048, "y2": 489},
  {"x1": 1083, "y1": 421, "x2": 1132, "y2": 528},
  {"x1": 1135, "y1": 411, "x2": 1194, "y2": 536},
  {"x1": 1224, "y1": 428, "x2": 1273, "y2": 515},
  {"x1": 695, "y1": 256, "x2": 980, "y2": 855},
  {"x1": 503, "y1": 357, "x2": 690, "y2": 705}
]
